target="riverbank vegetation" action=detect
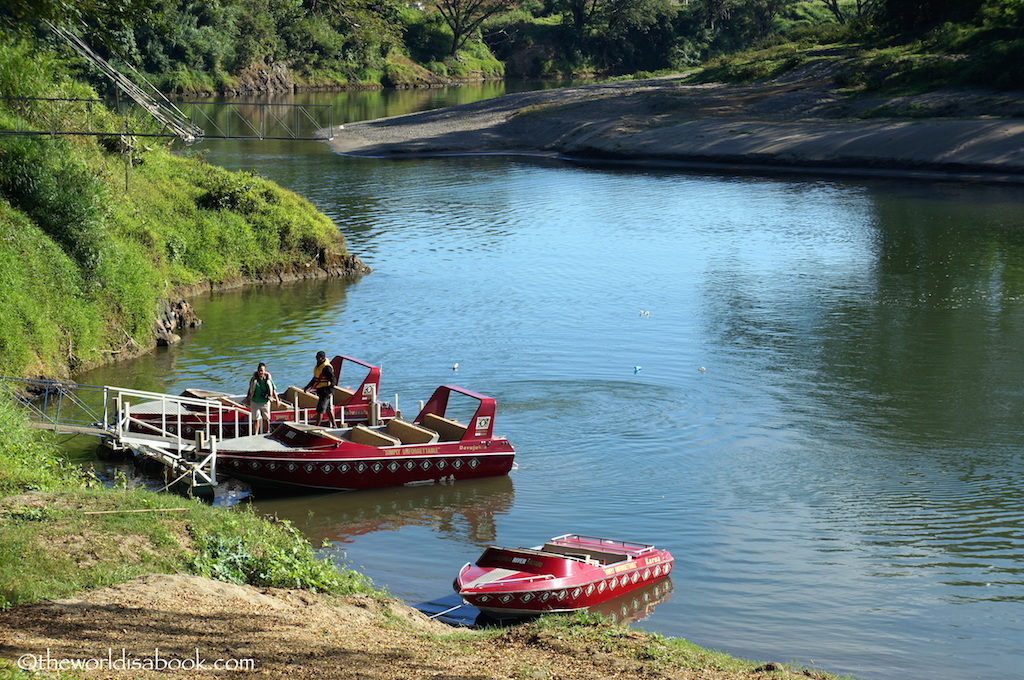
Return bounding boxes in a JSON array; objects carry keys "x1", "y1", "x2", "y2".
[
  {"x1": 0, "y1": 396, "x2": 377, "y2": 612},
  {"x1": 4, "y1": 0, "x2": 1023, "y2": 94},
  {"x1": 0, "y1": 35, "x2": 351, "y2": 379}
]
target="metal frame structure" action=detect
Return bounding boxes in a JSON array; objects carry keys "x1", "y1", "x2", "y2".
[
  {"x1": 0, "y1": 376, "x2": 228, "y2": 496},
  {"x1": 0, "y1": 96, "x2": 334, "y2": 142}
]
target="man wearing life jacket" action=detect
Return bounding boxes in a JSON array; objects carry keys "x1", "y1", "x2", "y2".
[{"x1": 303, "y1": 350, "x2": 337, "y2": 427}]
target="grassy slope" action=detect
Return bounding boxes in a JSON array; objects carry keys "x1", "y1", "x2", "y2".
[
  {"x1": 0, "y1": 29, "x2": 375, "y2": 616},
  {"x1": 0, "y1": 36, "x2": 347, "y2": 379}
]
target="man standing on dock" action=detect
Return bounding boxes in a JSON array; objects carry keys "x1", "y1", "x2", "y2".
[
  {"x1": 304, "y1": 350, "x2": 337, "y2": 427},
  {"x1": 246, "y1": 362, "x2": 278, "y2": 435}
]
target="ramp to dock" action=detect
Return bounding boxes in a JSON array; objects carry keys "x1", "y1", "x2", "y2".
[{"x1": 1, "y1": 376, "x2": 237, "y2": 496}]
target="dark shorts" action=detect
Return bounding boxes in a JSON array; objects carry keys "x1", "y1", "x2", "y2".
[{"x1": 315, "y1": 387, "x2": 332, "y2": 414}]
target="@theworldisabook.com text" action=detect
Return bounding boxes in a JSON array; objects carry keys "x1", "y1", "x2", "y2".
[{"x1": 18, "y1": 648, "x2": 257, "y2": 672}]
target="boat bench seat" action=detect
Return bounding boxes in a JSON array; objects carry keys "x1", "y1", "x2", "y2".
[
  {"x1": 541, "y1": 543, "x2": 629, "y2": 565},
  {"x1": 277, "y1": 422, "x2": 344, "y2": 442},
  {"x1": 281, "y1": 386, "x2": 319, "y2": 409},
  {"x1": 217, "y1": 396, "x2": 247, "y2": 410},
  {"x1": 385, "y1": 418, "x2": 439, "y2": 445},
  {"x1": 349, "y1": 424, "x2": 401, "y2": 447},
  {"x1": 333, "y1": 386, "x2": 356, "y2": 404},
  {"x1": 180, "y1": 388, "x2": 230, "y2": 400},
  {"x1": 420, "y1": 413, "x2": 467, "y2": 441}
]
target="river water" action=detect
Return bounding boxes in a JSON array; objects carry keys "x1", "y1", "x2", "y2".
[{"x1": 77, "y1": 85, "x2": 1024, "y2": 680}]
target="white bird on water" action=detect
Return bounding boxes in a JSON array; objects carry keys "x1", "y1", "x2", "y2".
[
  {"x1": 452, "y1": 363, "x2": 459, "y2": 370},
  {"x1": 639, "y1": 310, "x2": 650, "y2": 317}
]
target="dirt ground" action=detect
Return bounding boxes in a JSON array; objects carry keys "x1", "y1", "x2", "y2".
[
  {"x1": 326, "y1": 69, "x2": 1024, "y2": 180},
  {"x1": 0, "y1": 573, "x2": 820, "y2": 680}
]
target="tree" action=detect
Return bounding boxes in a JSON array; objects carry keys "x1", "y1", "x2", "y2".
[
  {"x1": 817, "y1": 0, "x2": 880, "y2": 25},
  {"x1": 435, "y1": 0, "x2": 515, "y2": 55},
  {"x1": 0, "y1": 0, "x2": 161, "y2": 38},
  {"x1": 558, "y1": 0, "x2": 603, "y2": 33},
  {"x1": 749, "y1": 0, "x2": 795, "y2": 38},
  {"x1": 702, "y1": 0, "x2": 738, "y2": 31}
]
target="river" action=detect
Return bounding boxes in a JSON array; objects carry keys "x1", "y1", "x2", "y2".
[{"x1": 77, "y1": 84, "x2": 1024, "y2": 680}]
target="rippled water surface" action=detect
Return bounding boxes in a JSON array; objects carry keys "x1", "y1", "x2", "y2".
[{"x1": 79, "y1": 89, "x2": 1024, "y2": 680}]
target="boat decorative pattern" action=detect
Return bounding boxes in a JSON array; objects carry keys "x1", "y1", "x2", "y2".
[
  {"x1": 467, "y1": 560, "x2": 672, "y2": 607},
  {"x1": 225, "y1": 457, "x2": 482, "y2": 473}
]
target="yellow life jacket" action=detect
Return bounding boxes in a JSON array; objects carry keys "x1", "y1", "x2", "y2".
[{"x1": 310, "y1": 359, "x2": 332, "y2": 390}]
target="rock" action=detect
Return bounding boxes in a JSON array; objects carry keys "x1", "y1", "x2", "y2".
[{"x1": 154, "y1": 299, "x2": 202, "y2": 346}]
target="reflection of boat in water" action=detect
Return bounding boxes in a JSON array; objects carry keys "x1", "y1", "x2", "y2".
[
  {"x1": 583, "y1": 576, "x2": 673, "y2": 625},
  {"x1": 417, "y1": 577, "x2": 673, "y2": 628},
  {"x1": 253, "y1": 475, "x2": 515, "y2": 546},
  {"x1": 455, "y1": 535, "x2": 674, "y2": 617}
]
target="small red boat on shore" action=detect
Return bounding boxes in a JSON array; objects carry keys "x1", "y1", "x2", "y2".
[
  {"x1": 455, "y1": 534, "x2": 673, "y2": 617},
  {"x1": 126, "y1": 355, "x2": 395, "y2": 439},
  {"x1": 212, "y1": 385, "x2": 515, "y2": 493}
]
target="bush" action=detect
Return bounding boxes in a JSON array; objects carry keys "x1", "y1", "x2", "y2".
[
  {"x1": 0, "y1": 395, "x2": 79, "y2": 495},
  {"x1": 190, "y1": 510, "x2": 375, "y2": 593},
  {"x1": 0, "y1": 137, "x2": 109, "y2": 278}
]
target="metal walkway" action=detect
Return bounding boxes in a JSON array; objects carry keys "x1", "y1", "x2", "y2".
[
  {"x1": 0, "y1": 96, "x2": 334, "y2": 142},
  {"x1": 0, "y1": 376, "x2": 240, "y2": 496}
]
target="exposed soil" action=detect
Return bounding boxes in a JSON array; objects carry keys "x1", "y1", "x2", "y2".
[{"x1": 0, "y1": 573, "x2": 821, "y2": 680}]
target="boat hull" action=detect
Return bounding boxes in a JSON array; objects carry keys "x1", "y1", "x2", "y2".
[
  {"x1": 219, "y1": 442, "x2": 516, "y2": 492},
  {"x1": 456, "y1": 536, "x2": 674, "y2": 617}
]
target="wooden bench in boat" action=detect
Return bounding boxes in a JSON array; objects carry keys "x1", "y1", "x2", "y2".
[
  {"x1": 421, "y1": 413, "x2": 467, "y2": 441},
  {"x1": 180, "y1": 388, "x2": 230, "y2": 400},
  {"x1": 348, "y1": 424, "x2": 401, "y2": 447},
  {"x1": 385, "y1": 418, "x2": 439, "y2": 445},
  {"x1": 541, "y1": 543, "x2": 629, "y2": 565},
  {"x1": 280, "y1": 385, "x2": 356, "y2": 409},
  {"x1": 217, "y1": 396, "x2": 247, "y2": 410},
  {"x1": 275, "y1": 422, "x2": 344, "y2": 442},
  {"x1": 281, "y1": 386, "x2": 318, "y2": 409}
]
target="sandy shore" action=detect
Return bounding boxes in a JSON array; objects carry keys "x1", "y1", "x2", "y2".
[{"x1": 325, "y1": 76, "x2": 1024, "y2": 182}]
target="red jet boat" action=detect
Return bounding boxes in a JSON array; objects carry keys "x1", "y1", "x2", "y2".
[
  {"x1": 212, "y1": 385, "x2": 515, "y2": 493},
  {"x1": 126, "y1": 355, "x2": 396, "y2": 439},
  {"x1": 455, "y1": 534, "x2": 673, "y2": 617}
]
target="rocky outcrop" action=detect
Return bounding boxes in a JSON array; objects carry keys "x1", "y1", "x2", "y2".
[
  {"x1": 228, "y1": 62, "x2": 295, "y2": 95},
  {"x1": 155, "y1": 299, "x2": 203, "y2": 347}
]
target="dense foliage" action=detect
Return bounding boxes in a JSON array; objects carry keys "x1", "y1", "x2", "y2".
[
  {"x1": 3, "y1": 0, "x2": 1022, "y2": 85},
  {"x1": 0, "y1": 36, "x2": 348, "y2": 378}
]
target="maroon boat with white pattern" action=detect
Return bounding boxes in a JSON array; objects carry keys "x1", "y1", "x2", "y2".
[
  {"x1": 212, "y1": 385, "x2": 515, "y2": 493},
  {"x1": 455, "y1": 534, "x2": 673, "y2": 617}
]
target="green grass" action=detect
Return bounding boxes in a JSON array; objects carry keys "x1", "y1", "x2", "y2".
[
  {"x1": 0, "y1": 35, "x2": 349, "y2": 378},
  {"x1": 0, "y1": 487, "x2": 377, "y2": 610},
  {"x1": 0, "y1": 397, "x2": 82, "y2": 496},
  {"x1": 0, "y1": 395, "x2": 376, "y2": 610}
]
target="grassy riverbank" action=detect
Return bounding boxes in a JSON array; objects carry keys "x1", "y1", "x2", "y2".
[
  {"x1": 0, "y1": 36, "x2": 357, "y2": 380},
  {"x1": 0, "y1": 397, "x2": 375, "y2": 610}
]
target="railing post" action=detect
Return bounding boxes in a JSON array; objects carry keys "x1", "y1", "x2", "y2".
[{"x1": 209, "y1": 436, "x2": 217, "y2": 486}]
